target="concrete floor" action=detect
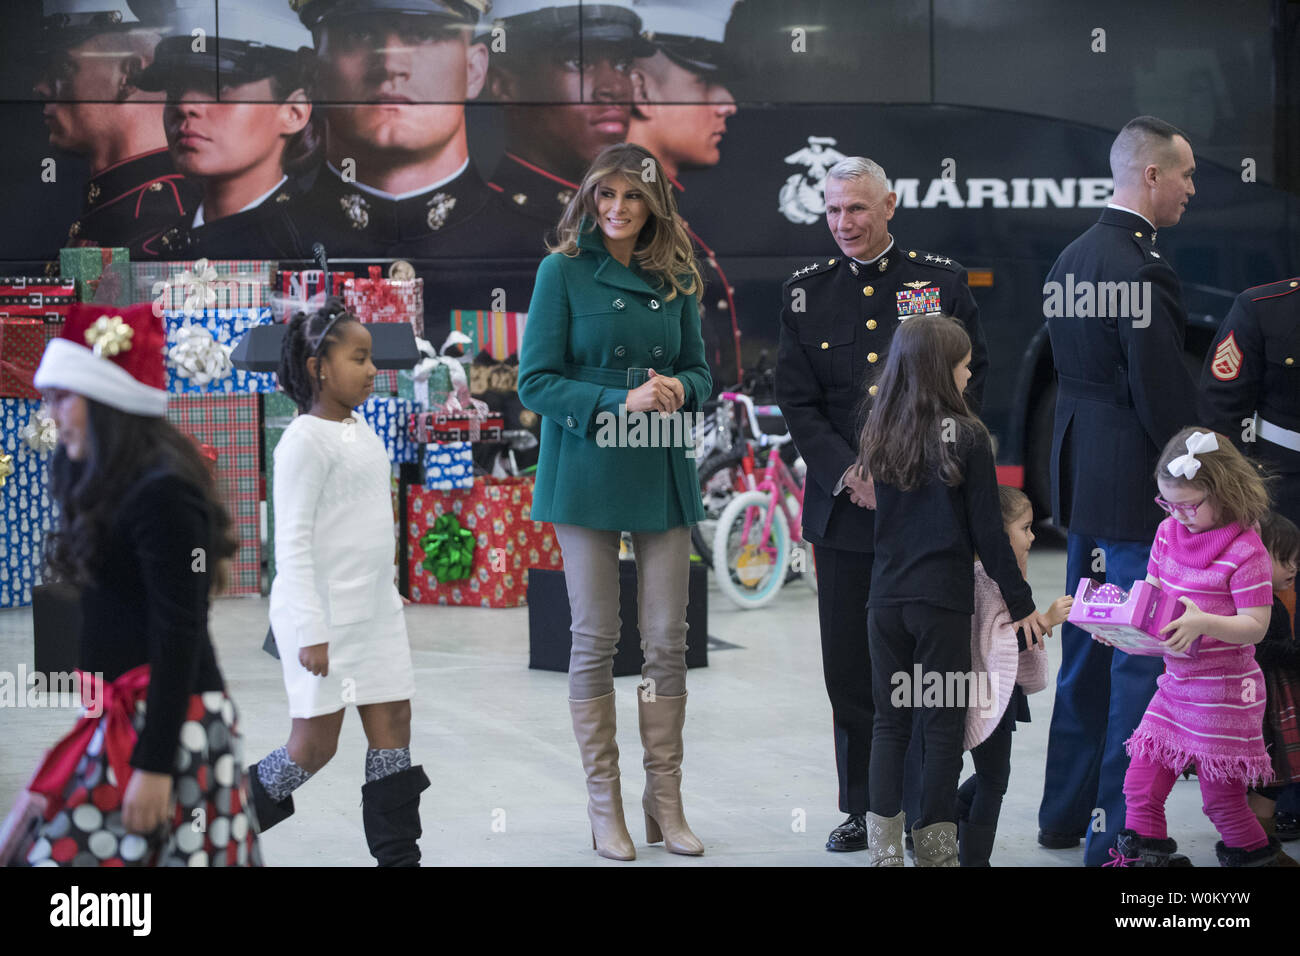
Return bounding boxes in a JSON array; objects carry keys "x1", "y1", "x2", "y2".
[{"x1": 0, "y1": 533, "x2": 1239, "y2": 866}]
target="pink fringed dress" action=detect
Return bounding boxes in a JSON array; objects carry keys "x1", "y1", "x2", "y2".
[{"x1": 1126, "y1": 517, "x2": 1275, "y2": 784}]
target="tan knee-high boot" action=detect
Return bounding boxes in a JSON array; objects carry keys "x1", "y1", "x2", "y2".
[
  {"x1": 638, "y1": 692, "x2": 704, "y2": 856},
  {"x1": 569, "y1": 691, "x2": 636, "y2": 861}
]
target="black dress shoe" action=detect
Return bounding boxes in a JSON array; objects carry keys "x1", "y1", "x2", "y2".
[
  {"x1": 1276, "y1": 811, "x2": 1299, "y2": 842},
  {"x1": 1037, "y1": 829, "x2": 1081, "y2": 849},
  {"x1": 825, "y1": 813, "x2": 868, "y2": 852}
]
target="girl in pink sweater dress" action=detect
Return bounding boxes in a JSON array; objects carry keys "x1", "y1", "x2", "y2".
[{"x1": 1110, "y1": 428, "x2": 1278, "y2": 867}]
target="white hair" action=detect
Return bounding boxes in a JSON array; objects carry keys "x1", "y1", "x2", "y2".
[{"x1": 826, "y1": 157, "x2": 888, "y2": 191}]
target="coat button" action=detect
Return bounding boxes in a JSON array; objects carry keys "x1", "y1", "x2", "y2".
[
  {"x1": 820, "y1": 341, "x2": 829, "y2": 349},
  {"x1": 614, "y1": 346, "x2": 626, "y2": 358},
  {"x1": 868, "y1": 352, "x2": 879, "y2": 363},
  {"x1": 869, "y1": 385, "x2": 878, "y2": 396},
  {"x1": 866, "y1": 319, "x2": 878, "y2": 330},
  {"x1": 863, "y1": 286, "x2": 874, "y2": 296},
  {"x1": 649, "y1": 299, "x2": 660, "y2": 310},
  {"x1": 566, "y1": 415, "x2": 577, "y2": 428},
  {"x1": 612, "y1": 298, "x2": 626, "y2": 310},
  {"x1": 652, "y1": 346, "x2": 665, "y2": 359}
]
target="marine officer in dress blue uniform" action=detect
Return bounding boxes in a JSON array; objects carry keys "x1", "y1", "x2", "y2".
[
  {"x1": 627, "y1": 0, "x2": 741, "y2": 388},
  {"x1": 776, "y1": 156, "x2": 988, "y2": 853},
  {"x1": 1040, "y1": 115, "x2": 1199, "y2": 866},
  {"x1": 133, "y1": 1, "x2": 318, "y2": 259},
  {"x1": 35, "y1": 0, "x2": 199, "y2": 249}
]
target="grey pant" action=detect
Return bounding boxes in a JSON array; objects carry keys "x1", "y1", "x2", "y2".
[{"x1": 553, "y1": 524, "x2": 692, "y2": 700}]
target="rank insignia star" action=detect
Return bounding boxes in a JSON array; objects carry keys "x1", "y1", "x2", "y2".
[
  {"x1": 426, "y1": 191, "x2": 457, "y2": 231},
  {"x1": 790, "y1": 263, "x2": 818, "y2": 279},
  {"x1": 924, "y1": 254, "x2": 936, "y2": 262},
  {"x1": 340, "y1": 194, "x2": 370, "y2": 230},
  {"x1": 938, "y1": 257, "x2": 953, "y2": 265}
]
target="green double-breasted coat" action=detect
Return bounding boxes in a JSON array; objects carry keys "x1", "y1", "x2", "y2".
[{"x1": 518, "y1": 223, "x2": 712, "y2": 531}]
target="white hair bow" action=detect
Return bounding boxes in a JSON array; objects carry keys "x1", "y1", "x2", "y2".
[{"x1": 1166, "y1": 431, "x2": 1219, "y2": 480}]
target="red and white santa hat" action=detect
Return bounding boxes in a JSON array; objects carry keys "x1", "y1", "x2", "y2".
[{"x1": 33, "y1": 303, "x2": 168, "y2": 417}]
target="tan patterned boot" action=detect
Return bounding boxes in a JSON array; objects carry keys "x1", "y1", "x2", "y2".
[
  {"x1": 913, "y1": 821, "x2": 960, "y2": 867},
  {"x1": 865, "y1": 811, "x2": 905, "y2": 866}
]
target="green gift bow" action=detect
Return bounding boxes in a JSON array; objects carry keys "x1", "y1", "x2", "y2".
[{"x1": 420, "y1": 514, "x2": 475, "y2": 582}]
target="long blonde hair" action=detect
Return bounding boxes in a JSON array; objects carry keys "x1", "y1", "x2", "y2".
[{"x1": 547, "y1": 143, "x2": 701, "y2": 302}]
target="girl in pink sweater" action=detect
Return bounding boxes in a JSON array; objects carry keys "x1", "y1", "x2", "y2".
[{"x1": 1109, "y1": 428, "x2": 1278, "y2": 866}]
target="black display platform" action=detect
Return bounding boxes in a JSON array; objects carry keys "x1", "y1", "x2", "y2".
[{"x1": 527, "y1": 561, "x2": 708, "y2": 676}]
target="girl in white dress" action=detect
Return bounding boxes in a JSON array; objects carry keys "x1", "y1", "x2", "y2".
[{"x1": 246, "y1": 297, "x2": 426, "y2": 866}]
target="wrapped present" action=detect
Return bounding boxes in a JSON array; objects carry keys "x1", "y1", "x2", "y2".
[
  {"x1": 422, "y1": 441, "x2": 474, "y2": 490},
  {"x1": 0, "y1": 277, "x2": 75, "y2": 345},
  {"x1": 59, "y1": 247, "x2": 132, "y2": 303},
  {"x1": 262, "y1": 391, "x2": 299, "y2": 585},
  {"x1": 406, "y1": 475, "x2": 563, "y2": 607},
  {"x1": 0, "y1": 317, "x2": 44, "y2": 398},
  {"x1": 409, "y1": 411, "x2": 503, "y2": 444},
  {"x1": 343, "y1": 266, "x2": 423, "y2": 336},
  {"x1": 451, "y1": 309, "x2": 527, "y2": 361},
  {"x1": 133, "y1": 258, "x2": 273, "y2": 317},
  {"x1": 164, "y1": 308, "x2": 277, "y2": 394},
  {"x1": 166, "y1": 394, "x2": 262, "y2": 596},
  {"x1": 359, "y1": 396, "x2": 419, "y2": 466},
  {"x1": 0, "y1": 399, "x2": 60, "y2": 608},
  {"x1": 273, "y1": 268, "x2": 354, "y2": 322}
]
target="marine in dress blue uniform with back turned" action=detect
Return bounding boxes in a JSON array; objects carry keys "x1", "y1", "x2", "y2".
[
  {"x1": 775, "y1": 156, "x2": 988, "y2": 853},
  {"x1": 1039, "y1": 116, "x2": 1200, "y2": 866}
]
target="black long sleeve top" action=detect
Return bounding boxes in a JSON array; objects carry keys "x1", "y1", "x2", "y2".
[
  {"x1": 869, "y1": 426, "x2": 1035, "y2": 622},
  {"x1": 77, "y1": 469, "x2": 226, "y2": 773},
  {"x1": 1256, "y1": 596, "x2": 1300, "y2": 674}
]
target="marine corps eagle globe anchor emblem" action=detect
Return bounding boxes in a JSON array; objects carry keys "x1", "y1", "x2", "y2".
[{"x1": 779, "y1": 136, "x2": 849, "y2": 224}]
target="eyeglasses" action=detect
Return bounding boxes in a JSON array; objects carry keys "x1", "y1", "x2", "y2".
[{"x1": 1154, "y1": 494, "x2": 1206, "y2": 517}]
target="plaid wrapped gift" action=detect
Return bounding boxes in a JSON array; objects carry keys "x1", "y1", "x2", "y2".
[
  {"x1": 406, "y1": 476, "x2": 562, "y2": 607},
  {"x1": 263, "y1": 391, "x2": 298, "y2": 584},
  {"x1": 409, "y1": 411, "x2": 503, "y2": 444},
  {"x1": 164, "y1": 308, "x2": 278, "y2": 394},
  {"x1": 59, "y1": 247, "x2": 132, "y2": 304},
  {"x1": 451, "y1": 309, "x2": 527, "y2": 361},
  {"x1": 422, "y1": 441, "x2": 473, "y2": 490},
  {"x1": 0, "y1": 277, "x2": 75, "y2": 346},
  {"x1": 359, "y1": 396, "x2": 419, "y2": 466},
  {"x1": 0, "y1": 317, "x2": 44, "y2": 399},
  {"x1": 133, "y1": 259, "x2": 273, "y2": 317},
  {"x1": 0, "y1": 398, "x2": 60, "y2": 608},
  {"x1": 274, "y1": 268, "x2": 353, "y2": 322},
  {"x1": 166, "y1": 394, "x2": 262, "y2": 595}
]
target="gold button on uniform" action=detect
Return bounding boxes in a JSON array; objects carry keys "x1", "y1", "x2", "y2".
[
  {"x1": 1291, "y1": 281, "x2": 1298, "y2": 288},
  {"x1": 1287, "y1": 357, "x2": 1295, "y2": 366},
  {"x1": 149, "y1": 182, "x2": 164, "y2": 192},
  {"x1": 863, "y1": 286, "x2": 874, "y2": 296},
  {"x1": 821, "y1": 341, "x2": 829, "y2": 349},
  {"x1": 868, "y1": 352, "x2": 878, "y2": 363},
  {"x1": 1134, "y1": 231, "x2": 1143, "y2": 238},
  {"x1": 866, "y1": 319, "x2": 877, "y2": 330},
  {"x1": 869, "y1": 385, "x2": 878, "y2": 396},
  {"x1": 828, "y1": 259, "x2": 836, "y2": 265},
  {"x1": 908, "y1": 251, "x2": 917, "y2": 259}
]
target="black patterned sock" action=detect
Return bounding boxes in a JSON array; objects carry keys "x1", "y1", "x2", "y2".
[
  {"x1": 257, "y1": 746, "x2": 313, "y2": 803},
  {"x1": 365, "y1": 747, "x2": 412, "y2": 782}
]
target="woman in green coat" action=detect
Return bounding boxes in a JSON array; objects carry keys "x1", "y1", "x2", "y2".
[{"x1": 519, "y1": 142, "x2": 712, "y2": 861}]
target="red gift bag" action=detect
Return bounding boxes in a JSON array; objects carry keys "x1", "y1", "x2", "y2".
[{"x1": 405, "y1": 475, "x2": 563, "y2": 607}]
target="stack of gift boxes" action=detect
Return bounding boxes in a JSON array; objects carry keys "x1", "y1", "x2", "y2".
[{"x1": 2, "y1": 249, "x2": 558, "y2": 611}]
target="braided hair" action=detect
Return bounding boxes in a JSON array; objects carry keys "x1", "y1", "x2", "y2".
[{"x1": 278, "y1": 295, "x2": 358, "y2": 414}]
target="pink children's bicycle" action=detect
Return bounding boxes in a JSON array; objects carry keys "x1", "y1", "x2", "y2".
[{"x1": 710, "y1": 392, "x2": 817, "y2": 609}]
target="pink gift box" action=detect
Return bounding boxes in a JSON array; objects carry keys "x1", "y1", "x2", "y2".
[{"x1": 1068, "y1": 579, "x2": 1200, "y2": 658}]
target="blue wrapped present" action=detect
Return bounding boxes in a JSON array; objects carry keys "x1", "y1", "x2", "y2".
[
  {"x1": 164, "y1": 308, "x2": 277, "y2": 395},
  {"x1": 359, "y1": 396, "x2": 419, "y2": 465},
  {"x1": 423, "y1": 441, "x2": 473, "y2": 490},
  {"x1": 0, "y1": 398, "x2": 59, "y2": 608}
]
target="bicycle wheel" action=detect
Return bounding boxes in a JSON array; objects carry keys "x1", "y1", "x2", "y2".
[
  {"x1": 712, "y1": 490, "x2": 791, "y2": 610},
  {"x1": 690, "y1": 449, "x2": 745, "y2": 568}
]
